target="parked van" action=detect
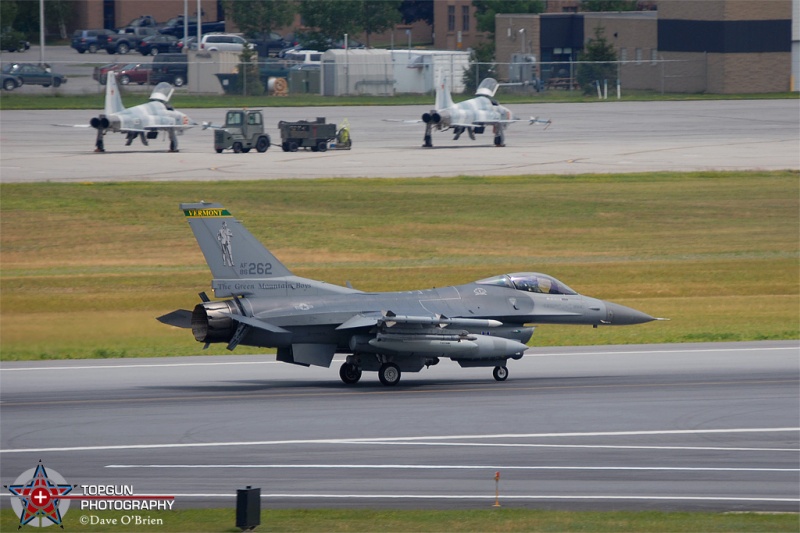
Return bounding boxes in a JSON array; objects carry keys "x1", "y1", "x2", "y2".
[
  {"x1": 283, "y1": 50, "x2": 322, "y2": 65},
  {"x1": 150, "y1": 53, "x2": 188, "y2": 87},
  {"x1": 199, "y1": 33, "x2": 252, "y2": 53}
]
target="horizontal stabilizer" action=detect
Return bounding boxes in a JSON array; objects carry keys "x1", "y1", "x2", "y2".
[{"x1": 156, "y1": 309, "x2": 192, "y2": 328}]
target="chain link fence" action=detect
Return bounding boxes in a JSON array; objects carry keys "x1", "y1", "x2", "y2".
[{"x1": 0, "y1": 46, "x2": 709, "y2": 97}]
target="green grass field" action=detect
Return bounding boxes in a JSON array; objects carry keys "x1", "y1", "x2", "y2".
[
  {"x1": 2, "y1": 508, "x2": 799, "y2": 532},
  {"x1": 1, "y1": 170, "x2": 797, "y2": 361}
]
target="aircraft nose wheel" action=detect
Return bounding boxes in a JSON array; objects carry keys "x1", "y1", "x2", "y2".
[
  {"x1": 339, "y1": 362, "x2": 362, "y2": 385},
  {"x1": 378, "y1": 363, "x2": 401, "y2": 386},
  {"x1": 493, "y1": 366, "x2": 508, "y2": 382}
]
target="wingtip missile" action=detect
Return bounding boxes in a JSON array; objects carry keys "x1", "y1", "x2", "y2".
[{"x1": 530, "y1": 117, "x2": 552, "y2": 129}]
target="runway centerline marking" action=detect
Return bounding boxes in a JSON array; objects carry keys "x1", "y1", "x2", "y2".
[{"x1": 2, "y1": 427, "x2": 797, "y2": 454}]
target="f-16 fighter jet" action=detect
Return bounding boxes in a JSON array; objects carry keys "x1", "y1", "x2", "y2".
[
  {"x1": 418, "y1": 77, "x2": 550, "y2": 148},
  {"x1": 159, "y1": 203, "x2": 661, "y2": 386},
  {"x1": 60, "y1": 71, "x2": 195, "y2": 152}
]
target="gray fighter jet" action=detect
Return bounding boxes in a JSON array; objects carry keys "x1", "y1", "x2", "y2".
[
  {"x1": 58, "y1": 71, "x2": 195, "y2": 152},
  {"x1": 417, "y1": 77, "x2": 550, "y2": 148},
  {"x1": 159, "y1": 202, "x2": 661, "y2": 386}
]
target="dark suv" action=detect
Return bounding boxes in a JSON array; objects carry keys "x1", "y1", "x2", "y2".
[
  {"x1": 149, "y1": 53, "x2": 188, "y2": 87},
  {"x1": 71, "y1": 29, "x2": 115, "y2": 54}
]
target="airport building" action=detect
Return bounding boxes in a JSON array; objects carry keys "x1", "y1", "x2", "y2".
[{"x1": 494, "y1": 0, "x2": 795, "y2": 93}]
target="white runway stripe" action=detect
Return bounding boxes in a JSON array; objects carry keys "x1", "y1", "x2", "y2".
[{"x1": 2, "y1": 427, "x2": 797, "y2": 454}]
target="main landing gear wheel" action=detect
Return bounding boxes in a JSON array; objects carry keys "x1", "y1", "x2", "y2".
[
  {"x1": 339, "y1": 362, "x2": 362, "y2": 385},
  {"x1": 378, "y1": 363, "x2": 401, "y2": 386},
  {"x1": 493, "y1": 366, "x2": 508, "y2": 382}
]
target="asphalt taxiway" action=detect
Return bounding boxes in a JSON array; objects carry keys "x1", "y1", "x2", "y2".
[
  {"x1": 1, "y1": 99, "x2": 798, "y2": 182},
  {"x1": 2, "y1": 342, "x2": 798, "y2": 512}
]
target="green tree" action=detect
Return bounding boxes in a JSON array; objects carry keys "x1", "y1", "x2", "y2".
[
  {"x1": 1, "y1": 0, "x2": 19, "y2": 29},
  {"x1": 462, "y1": 41, "x2": 495, "y2": 94},
  {"x1": 361, "y1": 0, "x2": 401, "y2": 47},
  {"x1": 576, "y1": 26, "x2": 617, "y2": 94},
  {"x1": 237, "y1": 45, "x2": 264, "y2": 96},
  {"x1": 298, "y1": 0, "x2": 363, "y2": 44},
  {"x1": 225, "y1": 0, "x2": 296, "y2": 38},
  {"x1": 581, "y1": 0, "x2": 637, "y2": 11}
]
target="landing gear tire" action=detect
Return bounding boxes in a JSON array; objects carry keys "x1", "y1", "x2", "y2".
[
  {"x1": 423, "y1": 134, "x2": 432, "y2": 148},
  {"x1": 493, "y1": 366, "x2": 508, "y2": 382},
  {"x1": 339, "y1": 363, "x2": 362, "y2": 385},
  {"x1": 378, "y1": 363, "x2": 401, "y2": 386}
]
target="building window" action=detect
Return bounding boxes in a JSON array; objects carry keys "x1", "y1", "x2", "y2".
[
  {"x1": 462, "y1": 5, "x2": 469, "y2": 31},
  {"x1": 635, "y1": 48, "x2": 642, "y2": 64},
  {"x1": 650, "y1": 48, "x2": 658, "y2": 64},
  {"x1": 448, "y1": 6, "x2": 455, "y2": 32},
  {"x1": 619, "y1": 48, "x2": 627, "y2": 62}
]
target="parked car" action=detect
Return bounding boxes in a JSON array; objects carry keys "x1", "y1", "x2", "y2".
[
  {"x1": 2, "y1": 71, "x2": 23, "y2": 90},
  {"x1": 176, "y1": 36, "x2": 196, "y2": 52},
  {"x1": 1, "y1": 63, "x2": 66, "y2": 87},
  {"x1": 137, "y1": 34, "x2": 179, "y2": 56},
  {"x1": 107, "y1": 27, "x2": 157, "y2": 55},
  {"x1": 92, "y1": 62, "x2": 124, "y2": 84},
  {"x1": 250, "y1": 31, "x2": 290, "y2": 57},
  {"x1": 115, "y1": 63, "x2": 153, "y2": 85},
  {"x1": 198, "y1": 33, "x2": 252, "y2": 53},
  {"x1": 1, "y1": 28, "x2": 30, "y2": 52},
  {"x1": 71, "y1": 29, "x2": 115, "y2": 54},
  {"x1": 150, "y1": 53, "x2": 187, "y2": 87}
]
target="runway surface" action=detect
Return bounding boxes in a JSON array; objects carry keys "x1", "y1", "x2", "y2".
[
  {"x1": 1, "y1": 99, "x2": 798, "y2": 182},
  {"x1": 2, "y1": 341, "x2": 798, "y2": 512}
]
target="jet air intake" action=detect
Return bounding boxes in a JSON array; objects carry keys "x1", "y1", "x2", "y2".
[{"x1": 191, "y1": 300, "x2": 239, "y2": 343}]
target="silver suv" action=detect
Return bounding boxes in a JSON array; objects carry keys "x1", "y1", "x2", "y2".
[{"x1": 198, "y1": 33, "x2": 252, "y2": 53}]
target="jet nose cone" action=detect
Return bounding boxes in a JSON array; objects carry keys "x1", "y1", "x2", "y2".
[{"x1": 604, "y1": 301, "x2": 656, "y2": 325}]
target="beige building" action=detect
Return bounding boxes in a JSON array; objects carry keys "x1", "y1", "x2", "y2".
[{"x1": 496, "y1": 0, "x2": 793, "y2": 94}]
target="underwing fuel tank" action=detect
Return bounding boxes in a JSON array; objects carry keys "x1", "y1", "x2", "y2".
[{"x1": 368, "y1": 333, "x2": 527, "y2": 360}]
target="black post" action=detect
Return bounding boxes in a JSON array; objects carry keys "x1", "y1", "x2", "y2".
[{"x1": 235, "y1": 486, "x2": 260, "y2": 531}]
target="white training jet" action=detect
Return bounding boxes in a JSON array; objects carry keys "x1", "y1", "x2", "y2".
[
  {"x1": 409, "y1": 77, "x2": 550, "y2": 148},
  {"x1": 58, "y1": 71, "x2": 195, "y2": 153}
]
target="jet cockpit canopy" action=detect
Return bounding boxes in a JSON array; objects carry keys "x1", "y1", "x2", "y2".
[
  {"x1": 475, "y1": 78, "x2": 499, "y2": 98},
  {"x1": 476, "y1": 272, "x2": 577, "y2": 295},
  {"x1": 149, "y1": 82, "x2": 175, "y2": 103}
]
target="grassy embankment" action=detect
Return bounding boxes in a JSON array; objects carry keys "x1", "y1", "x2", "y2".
[{"x1": 1, "y1": 171, "x2": 797, "y2": 361}]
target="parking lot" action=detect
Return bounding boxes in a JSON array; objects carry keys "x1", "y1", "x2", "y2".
[{"x1": 1, "y1": 44, "x2": 188, "y2": 95}]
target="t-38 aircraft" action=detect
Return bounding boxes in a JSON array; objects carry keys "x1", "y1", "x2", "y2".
[
  {"x1": 58, "y1": 71, "x2": 195, "y2": 152},
  {"x1": 412, "y1": 77, "x2": 550, "y2": 148},
  {"x1": 159, "y1": 202, "x2": 661, "y2": 386}
]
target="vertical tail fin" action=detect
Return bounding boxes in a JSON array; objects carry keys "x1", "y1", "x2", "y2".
[
  {"x1": 104, "y1": 71, "x2": 125, "y2": 115},
  {"x1": 434, "y1": 73, "x2": 454, "y2": 110},
  {"x1": 180, "y1": 202, "x2": 292, "y2": 282}
]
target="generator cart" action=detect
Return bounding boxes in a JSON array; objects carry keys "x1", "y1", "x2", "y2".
[{"x1": 278, "y1": 117, "x2": 351, "y2": 152}]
